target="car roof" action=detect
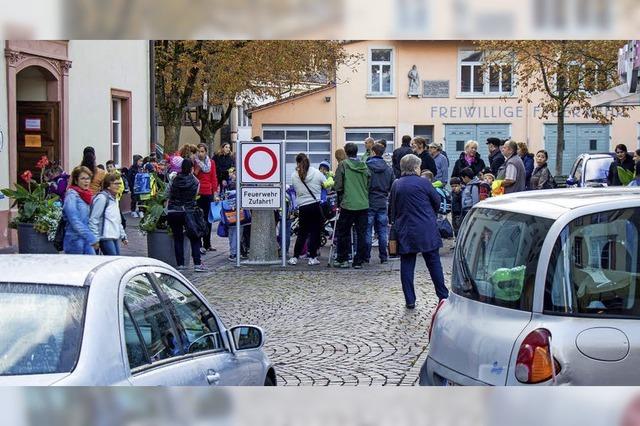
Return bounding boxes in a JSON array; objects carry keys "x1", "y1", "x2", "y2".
[
  {"x1": 477, "y1": 188, "x2": 640, "y2": 219},
  {"x1": 0, "y1": 255, "x2": 171, "y2": 286},
  {"x1": 578, "y1": 153, "x2": 614, "y2": 159}
]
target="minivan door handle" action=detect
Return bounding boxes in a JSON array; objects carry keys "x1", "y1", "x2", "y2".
[{"x1": 206, "y1": 369, "x2": 220, "y2": 385}]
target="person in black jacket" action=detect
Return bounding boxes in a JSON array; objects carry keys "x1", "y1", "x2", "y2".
[
  {"x1": 486, "y1": 137, "x2": 505, "y2": 177},
  {"x1": 392, "y1": 135, "x2": 413, "y2": 179},
  {"x1": 127, "y1": 155, "x2": 143, "y2": 217},
  {"x1": 166, "y1": 159, "x2": 206, "y2": 272},
  {"x1": 365, "y1": 143, "x2": 395, "y2": 263},
  {"x1": 608, "y1": 143, "x2": 636, "y2": 186},
  {"x1": 411, "y1": 136, "x2": 437, "y2": 175},
  {"x1": 213, "y1": 142, "x2": 235, "y2": 193},
  {"x1": 451, "y1": 140, "x2": 486, "y2": 179}
]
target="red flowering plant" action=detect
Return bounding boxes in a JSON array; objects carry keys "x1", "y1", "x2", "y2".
[{"x1": 1, "y1": 155, "x2": 63, "y2": 240}]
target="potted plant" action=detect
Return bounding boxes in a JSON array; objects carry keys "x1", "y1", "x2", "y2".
[
  {"x1": 1, "y1": 156, "x2": 62, "y2": 253},
  {"x1": 138, "y1": 174, "x2": 190, "y2": 267}
]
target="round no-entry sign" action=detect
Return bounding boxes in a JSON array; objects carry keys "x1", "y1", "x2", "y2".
[{"x1": 240, "y1": 142, "x2": 282, "y2": 184}]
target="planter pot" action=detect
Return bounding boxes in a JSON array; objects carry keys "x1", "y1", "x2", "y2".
[
  {"x1": 17, "y1": 223, "x2": 57, "y2": 254},
  {"x1": 146, "y1": 229, "x2": 191, "y2": 267}
]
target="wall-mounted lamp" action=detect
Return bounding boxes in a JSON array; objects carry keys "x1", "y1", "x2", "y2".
[{"x1": 324, "y1": 96, "x2": 331, "y2": 103}]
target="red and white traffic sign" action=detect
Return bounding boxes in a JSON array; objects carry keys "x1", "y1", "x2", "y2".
[{"x1": 240, "y1": 143, "x2": 281, "y2": 184}]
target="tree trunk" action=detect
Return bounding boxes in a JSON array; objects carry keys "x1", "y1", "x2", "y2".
[
  {"x1": 163, "y1": 122, "x2": 181, "y2": 154},
  {"x1": 249, "y1": 210, "x2": 278, "y2": 262},
  {"x1": 556, "y1": 108, "x2": 565, "y2": 177}
]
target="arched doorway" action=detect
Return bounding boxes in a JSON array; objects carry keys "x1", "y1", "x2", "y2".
[{"x1": 15, "y1": 65, "x2": 60, "y2": 183}]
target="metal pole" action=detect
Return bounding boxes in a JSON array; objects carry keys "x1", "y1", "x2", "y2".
[
  {"x1": 236, "y1": 142, "x2": 241, "y2": 268},
  {"x1": 281, "y1": 140, "x2": 286, "y2": 267}
]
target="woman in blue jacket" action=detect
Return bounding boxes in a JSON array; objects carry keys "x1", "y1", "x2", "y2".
[
  {"x1": 63, "y1": 166, "x2": 99, "y2": 254},
  {"x1": 389, "y1": 154, "x2": 449, "y2": 309}
]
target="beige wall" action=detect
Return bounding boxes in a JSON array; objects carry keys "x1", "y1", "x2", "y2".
[
  {"x1": 254, "y1": 40, "x2": 640, "y2": 158},
  {"x1": 251, "y1": 86, "x2": 337, "y2": 142},
  {"x1": 0, "y1": 40, "x2": 8, "y2": 212}
]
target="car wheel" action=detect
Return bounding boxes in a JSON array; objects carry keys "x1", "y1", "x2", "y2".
[{"x1": 264, "y1": 375, "x2": 276, "y2": 386}]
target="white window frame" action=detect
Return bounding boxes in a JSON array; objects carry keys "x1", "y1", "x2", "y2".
[
  {"x1": 111, "y1": 98, "x2": 122, "y2": 168},
  {"x1": 457, "y1": 49, "x2": 516, "y2": 98},
  {"x1": 367, "y1": 47, "x2": 395, "y2": 97}
]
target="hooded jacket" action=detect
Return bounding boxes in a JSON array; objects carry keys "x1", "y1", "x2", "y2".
[
  {"x1": 334, "y1": 158, "x2": 371, "y2": 211},
  {"x1": 520, "y1": 153, "x2": 535, "y2": 189},
  {"x1": 89, "y1": 190, "x2": 127, "y2": 241},
  {"x1": 167, "y1": 173, "x2": 200, "y2": 212},
  {"x1": 366, "y1": 156, "x2": 394, "y2": 211}
]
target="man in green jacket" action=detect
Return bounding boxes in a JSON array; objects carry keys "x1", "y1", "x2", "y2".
[{"x1": 334, "y1": 142, "x2": 371, "y2": 269}]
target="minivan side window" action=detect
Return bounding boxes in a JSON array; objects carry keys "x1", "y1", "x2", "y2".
[
  {"x1": 153, "y1": 273, "x2": 225, "y2": 355},
  {"x1": 124, "y1": 274, "x2": 181, "y2": 366},
  {"x1": 453, "y1": 208, "x2": 553, "y2": 311},
  {"x1": 545, "y1": 208, "x2": 640, "y2": 318}
]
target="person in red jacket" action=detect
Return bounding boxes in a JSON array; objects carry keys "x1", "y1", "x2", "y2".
[{"x1": 195, "y1": 143, "x2": 219, "y2": 253}]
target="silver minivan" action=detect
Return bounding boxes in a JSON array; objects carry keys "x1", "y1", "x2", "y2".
[{"x1": 421, "y1": 188, "x2": 640, "y2": 386}]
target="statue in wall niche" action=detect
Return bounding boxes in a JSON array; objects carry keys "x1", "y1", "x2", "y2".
[{"x1": 408, "y1": 65, "x2": 420, "y2": 97}]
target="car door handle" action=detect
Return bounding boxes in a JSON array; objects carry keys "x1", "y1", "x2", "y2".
[{"x1": 206, "y1": 369, "x2": 220, "y2": 385}]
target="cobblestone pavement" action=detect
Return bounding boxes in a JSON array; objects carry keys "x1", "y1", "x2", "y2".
[
  {"x1": 123, "y1": 216, "x2": 454, "y2": 386},
  {"x1": 10, "y1": 214, "x2": 455, "y2": 386}
]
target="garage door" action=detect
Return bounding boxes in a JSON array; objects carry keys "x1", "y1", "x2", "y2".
[
  {"x1": 444, "y1": 124, "x2": 511, "y2": 178},
  {"x1": 263, "y1": 125, "x2": 332, "y2": 184},
  {"x1": 545, "y1": 124, "x2": 610, "y2": 175}
]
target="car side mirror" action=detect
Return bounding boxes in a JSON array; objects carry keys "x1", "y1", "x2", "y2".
[{"x1": 230, "y1": 325, "x2": 264, "y2": 351}]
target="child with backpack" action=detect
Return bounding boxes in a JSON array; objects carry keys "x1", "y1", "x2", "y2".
[
  {"x1": 450, "y1": 177, "x2": 463, "y2": 235},
  {"x1": 460, "y1": 167, "x2": 483, "y2": 218},
  {"x1": 133, "y1": 163, "x2": 156, "y2": 217}
]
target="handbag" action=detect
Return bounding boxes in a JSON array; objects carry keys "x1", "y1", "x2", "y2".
[
  {"x1": 388, "y1": 224, "x2": 398, "y2": 257},
  {"x1": 209, "y1": 200, "x2": 223, "y2": 223},
  {"x1": 216, "y1": 222, "x2": 228, "y2": 238},
  {"x1": 185, "y1": 207, "x2": 207, "y2": 239},
  {"x1": 300, "y1": 178, "x2": 330, "y2": 220},
  {"x1": 437, "y1": 216, "x2": 454, "y2": 239}
]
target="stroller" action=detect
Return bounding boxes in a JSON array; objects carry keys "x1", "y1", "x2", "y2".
[{"x1": 290, "y1": 193, "x2": 338, "y2": 248}]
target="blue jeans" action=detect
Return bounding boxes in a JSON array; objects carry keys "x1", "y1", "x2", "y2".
[
  {"x1": 99, "y1": 239, "x2": 120, "y2": 256},
  {"x1": 365, "y1": 209, "x2": 389, "y2": 261},
  {"x1": 400, "y1": 249, "x2": 449, "y2": 305},
  {"x1": 64, "y1": 236, "x2": 96, "y2": 255}
]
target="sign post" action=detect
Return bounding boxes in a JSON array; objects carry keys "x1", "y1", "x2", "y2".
[{"x1": 237, "y1": 140, "x2": 286, "y2": 267}]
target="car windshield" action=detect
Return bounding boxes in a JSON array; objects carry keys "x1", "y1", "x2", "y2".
[
  {"x1": 453, "y1": 208, "x2": 553, "y2": 311},
  {"x1": 0, "y1": 283, "x2": 87, "y2": 376},
  {"x1": 584, "y1": 157, "x2": 612, "y2": 182},
  {"x1": 545, "y1": 208, "x2": 640, "y2": 318}
]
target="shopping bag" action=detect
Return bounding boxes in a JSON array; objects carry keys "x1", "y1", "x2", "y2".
[{"x1": 209, "y1": 200, "x2": 223, "y2": 223}]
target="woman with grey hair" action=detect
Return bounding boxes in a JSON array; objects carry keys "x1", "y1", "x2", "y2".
[
  {"x1": 389, "y1": 154, "x2": 449, "y2": 309},
  {"x1": 451, "y1": 139, "x2": 486, "y2": 180}
]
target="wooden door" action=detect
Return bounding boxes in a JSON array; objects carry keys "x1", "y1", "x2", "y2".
[{"x1": 17, "y1": 101, "x2": 59, "y2": 183}]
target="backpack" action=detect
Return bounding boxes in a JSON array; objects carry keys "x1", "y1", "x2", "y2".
[
  {"x1": 434, "y1": 187, "x2": 452, "y2": 215},
  {"x1": 478, "y1": 182, "x2": 492, "y2": 201},
  {"x1": 133, "y1": 172, "x2": 151, "y2": 195}
]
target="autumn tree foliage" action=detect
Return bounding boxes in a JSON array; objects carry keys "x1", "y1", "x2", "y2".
[
  {"x1": 155, "y1": 40, "x2": 358, "y2": 153},
  {"x1": 476, "y1": 40, "x2": 629, "y2": 175}
]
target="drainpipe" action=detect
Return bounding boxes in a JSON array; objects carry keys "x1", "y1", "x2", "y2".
[{"x1": 149, "y1": 40, "x2": 158, "y2": 155}]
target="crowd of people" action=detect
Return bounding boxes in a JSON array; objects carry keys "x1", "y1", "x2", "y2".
[{"x1": 46, "y1": 134, "x2": 640, "y2": 307}]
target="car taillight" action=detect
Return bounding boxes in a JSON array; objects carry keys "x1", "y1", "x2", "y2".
[
  {"x1": 428, "y1": 299, "x2": 446, "y2": 341},
  {"x1": 515, "y1": 328, "x2": 560, "y2": 384}
]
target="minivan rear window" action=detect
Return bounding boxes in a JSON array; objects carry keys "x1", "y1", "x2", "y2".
[
  {"x1": 0, "y1": 283, "x2": 87, "y2": 376},
  {"x1": 453, "y1": 208, "x2": 553, "y2": 311}
]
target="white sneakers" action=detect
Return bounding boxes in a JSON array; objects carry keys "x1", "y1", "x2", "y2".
[
  {"x1": 288, "y1": 257, "x2": 320, "y2": 266},
  {"x1": 131, "y1": 211, "x2": 139, "y2": 218}
]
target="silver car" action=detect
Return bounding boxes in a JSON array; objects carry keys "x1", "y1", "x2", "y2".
[
  {"x1": 421, "y1": 188, "x2": 640, "y2": 385},
  {"x1": 0, "y1": 255, "x2": 276, "y2": 386}
]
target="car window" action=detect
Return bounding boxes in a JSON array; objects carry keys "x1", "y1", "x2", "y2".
[
  {"x1": 453, "y1": 208, "x2": 553, "y2": 311},
  {"x1": 584, "y1": 157, "x2": 612, "y2": 183},
  {"x1": 0, "y1": 283, "x2": 86, "y2": 376},
  {"x1": 545, "y1": 208, "x2": 640, "y2": 318},
  {"x1": 124, "y1": 274, "x2": 181, "y2": 365},
  {"x1": 572, "y1": 158, "x2": 583, "y2": 182},
  {"x1": 123, "y1": 306, "x2": 149, "y2": 369},
  {"x1": 153, "y1": 273, "x2": 225, "y2": 355}
]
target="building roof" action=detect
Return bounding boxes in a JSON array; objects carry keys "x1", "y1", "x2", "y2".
[
  {"x1": 477, "y1": 188, "x2": 640, "y2": 219},
  {"x1": 248, "y1": 83, "x2": 336, "y2": 114}
]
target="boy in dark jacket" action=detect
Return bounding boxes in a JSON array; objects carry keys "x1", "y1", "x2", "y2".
[
  {"x1": 127, "y1": 155, "x2": 143, "y2": 217},
  {"x1": 365, "y1": 143, "x2": 394, "y2": 263}
]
